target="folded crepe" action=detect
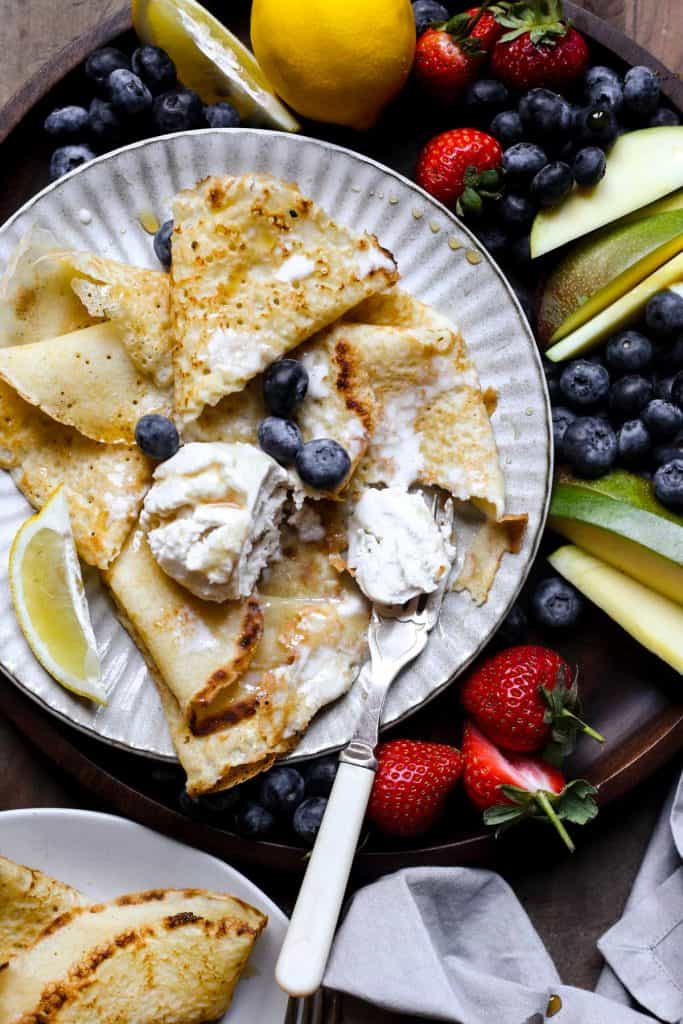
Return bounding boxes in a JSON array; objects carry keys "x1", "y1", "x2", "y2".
[
  {"x1": 65, "y1": 252, "x2": 173, "y2": 388},
  {"x1": 0, "y1": 323, "x2": 171, "y2": 445},
  {"x1": 171, "y1": 173, "x2": 398, "y2": 423},
  {"x1": 348, "y1": 290, "x2": 506, "y2": 521},
  {"x1": 0, "y1": 380, "x2": 151, "y2": 569},
  {"x1": 106, "y1": 516, "x2": 368, "y2": 793},
  {"x1": 0, "y1": 226, "x2": 93, "y2": 347},
  {"x1": 0, "y1": 856, "x2": 87, "y2": 966},
  {"x1": 0, "y1": 887, "x2": 266, "y2": 1024}
]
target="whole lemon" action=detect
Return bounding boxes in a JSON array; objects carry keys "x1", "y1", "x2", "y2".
[{"x1": 250, "y1": 0, "x2": 416, "y2": 131}]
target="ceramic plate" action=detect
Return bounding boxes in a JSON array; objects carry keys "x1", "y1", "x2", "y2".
[
  {"x1": 0, "y1": 129, "x2": 551, "y2": 760},
  {"x1": 0, "y1": 807, "x2": 289, "y2": 1020}
]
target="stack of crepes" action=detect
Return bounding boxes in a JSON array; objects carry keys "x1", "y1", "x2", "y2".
[
  {"x1": 0, "y1": 173, "x2": 517, "y2": 795},
  {"x1": 0, "y1": 854, "x2": 266, "y2": 1023}
]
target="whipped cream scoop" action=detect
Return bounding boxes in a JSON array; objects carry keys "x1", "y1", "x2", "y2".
[
  {"x1": 346, "y1": 486, "x2": 455, "y2": 606},
  {"x1": 140, "y1": 441, "x2": 288, "y2": 602}
]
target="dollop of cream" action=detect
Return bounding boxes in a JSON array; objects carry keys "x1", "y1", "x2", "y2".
[
  {"x1": 140, "y1": 441, "x2": 288, "y2": 602},
  {"x1": 346, "y1": 487, "x2": 455, "y2": 606}
]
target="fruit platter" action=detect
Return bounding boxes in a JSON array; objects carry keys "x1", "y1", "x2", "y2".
[{"x1": 0, "y1": 0, "x2": 681, "y2": 877}]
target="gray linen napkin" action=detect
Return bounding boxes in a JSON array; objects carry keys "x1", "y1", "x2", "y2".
[{"x1": 325, "y1": 772, "x2": 683, "y2": 1023}]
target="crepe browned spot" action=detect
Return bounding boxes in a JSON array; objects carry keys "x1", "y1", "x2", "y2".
[
  {"x1": 0, "y1": 856, "x2": 87, "y2": 967},
  {"x1": 171, "y1": 173, "x2": 398, "y2": 423},
  {"x1": 0, "y1": 887, "x2": 266, "y2": 1024},
  {"x1": 0, "y1": 380, "x2": 151, "y2": 569}
]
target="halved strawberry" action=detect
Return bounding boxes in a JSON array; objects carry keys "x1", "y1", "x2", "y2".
[
  {"x1": 368, "y1": 739, "x2": 463, "y2": 838},
  {"x1": 462, "y1": 722, "x2": 598, "y2": 852}
]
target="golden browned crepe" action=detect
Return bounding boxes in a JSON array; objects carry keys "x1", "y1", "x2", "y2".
[
  {"x1": 0, "y1": 887, "x2": 266, "y2": 1024},
  {"x1": 0, "y1": 856, "x2": 87, "y2": 966},
  {"x1": 171, "y1": 173, "x2": 398, "y2": 423}
]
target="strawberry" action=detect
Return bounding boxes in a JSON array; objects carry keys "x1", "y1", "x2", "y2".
[
  {"x1": 465, "y1": 5, "x2": 505, "y2": 52},
  {"x1": 490, "y1": 0, "x2": 589, "y2": 91},
  {"x1": 414, "y1": 26, "x2": 483, "y2": 106},
  {"x1": 367, "y1": 739, "x2": 462, "y2": 838},
  {"x1": 462, "y1": 722, "x2": 598, "y2": 852},
  {"x1": 416, "y1": 128, "x2": 503, "y2": 216},
  {"x1": 460, "y1": 645, "x2": 604, "y2": 761}
]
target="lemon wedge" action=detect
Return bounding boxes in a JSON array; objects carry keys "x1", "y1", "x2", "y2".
[
  {"x1": 9, "y1": 487, "x2": 105, "y2": 704},
  {"x1": 132, "y1": 0, "x2": 299, "y2": 131}
]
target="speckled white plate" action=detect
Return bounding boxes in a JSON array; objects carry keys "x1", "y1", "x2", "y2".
[
  {"x1": 0, "y1": 807, "x2": 289, "y2": 1021},
  {"x1": 0, "y1": 129, "x2": 552, "y2": 762}
]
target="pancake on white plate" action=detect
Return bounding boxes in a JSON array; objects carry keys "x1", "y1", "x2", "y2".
[{"x1": 0, "y1": 856, "x2": 87, "y2": 966}]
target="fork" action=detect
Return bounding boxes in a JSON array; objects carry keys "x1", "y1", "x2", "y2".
[
  {"x1": 285, "y1": 990, "x2": 342, "y2": 1023},
  {"x1": 276, "y1": 494, "x2": 454, "y2": 998}
]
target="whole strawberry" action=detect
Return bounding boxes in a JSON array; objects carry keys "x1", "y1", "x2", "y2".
[
  {"x1": 460, "y1": 644, "x2": 604, "y2": 760},
  {"x1": 462, "y1": 722, "x2": 598, "y2": 852},
  {"x1": 414, "y1": 2, "x2": 502, "y2": 106},
  {"x1": 491, "y1": 0, "x2": 589, "y2": 91},
  {"x1": 416, "y1": 128, "x2": 503, "y2": 215},
  {"x1": 368, "y1": 739, "x2": 462, "y2": 838}
]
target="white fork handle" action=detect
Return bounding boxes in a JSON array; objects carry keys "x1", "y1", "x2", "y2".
[{"x1": 275, "y1": 760, "x2": 375, "y2": 997}]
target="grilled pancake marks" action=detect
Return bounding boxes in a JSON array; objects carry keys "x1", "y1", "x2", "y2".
[
  {"x1": 0, "y1": 885, "x2": 266, "y2": 1024},
  {"x1": 171, "y1": 173, "x2": 398, "y2": 423}
]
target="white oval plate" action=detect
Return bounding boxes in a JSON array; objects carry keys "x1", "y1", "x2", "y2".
[
  {"x1": 0, "y1": 129, "x2": 551, "y2": 761},
  {"x1": 0, "y1": 807, "x2": 289, "y2": 1021}
]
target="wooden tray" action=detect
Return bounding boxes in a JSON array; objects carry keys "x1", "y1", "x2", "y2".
[{"x1": 0, "y1": 2, "x2": 681, "y2": 875}]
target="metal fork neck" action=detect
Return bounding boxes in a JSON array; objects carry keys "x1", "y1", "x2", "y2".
[{"x1": 340, "y1": 739, "x2": 378, "y2": 772}]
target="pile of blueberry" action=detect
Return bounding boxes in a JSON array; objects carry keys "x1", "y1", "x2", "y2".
[
  {"x1": 466, "y1": 65, "x2": 676, "y2": 273},
  {"x1": 44, "y1": 45, "x2": 241, "y2": 181},
  {"x1": 181, "y1": 756, "x2": 337, "y2": 845},
  {"x1": 546, "y1": 290, "x2": 683, "y2": 511}
]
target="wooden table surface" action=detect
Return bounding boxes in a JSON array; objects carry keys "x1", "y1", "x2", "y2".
[{"x1": 0, "y1": 2, "x2": 681, "y2": 1021}]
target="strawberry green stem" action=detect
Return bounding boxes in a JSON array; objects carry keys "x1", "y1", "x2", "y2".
[
  {"x1": 536, "y1": 791, "x2": 575, "y2": 853},
  {"x1": 559, "y1": 709, "x2": 605, "y2": 744}
]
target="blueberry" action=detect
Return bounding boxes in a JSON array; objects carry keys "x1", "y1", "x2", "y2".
[
  {"x1": 532, "y1": 577, "x2": 583, "y2": 629},
  {"x1": 412, "y1": 0, "x2": 449, "y2": 35},
  {"x1": 617, "y1": 419, "x2": 651, "y2": 467},
  {"x1": 552, "y1": 406, "x2": 576, "y2": 460},
  {"x1": 585, "y1": 77, "x2": 623, "y2": 114},
  {"x1": 584, "y1": 66, "x2": 621, "y2": 91},
  {"x1": 648, "y1": 107, "x2": 680, "y2": 127},
  {"x1": 44, "y1": 105, "x2": 89, "y2": 139},
  {"x1": 575, "y1": 105, "x2": 619, "y2": 148},
  {"x1": 258, "y1": 416, "x2": 303, "y2": 466},
  {"x1": 49, "y1": 145, "x2": 96, "y2": 181},
  {"x1": 609, "y1": 374, "x2": 653, "y2": 418},
  {"x1": 292, "y1": 796, "x2": 327, "y2": 845},
  {"x1": 502, "y1": 143, "x2": 547, "y2": 185},
  {"x1": 519, "y1": 88, "x2": 572, "y2": 139},
  {"x1": 490, "y1": 110, "x2": 524, "y2": 148},
  {"x1": 673, "y1": 371, "x2": 683, "y2": 409},
  {"x1": 153, "y1": 219, "x2": 174, "y2": 268},
  {"x1": 296, "y1": 438, "x2": 351, "y2": 490},
  {"x1": 473, "y1": 224, "x2": 509, "y2": 261},
  {"x1": 465, "y1": 79, "x2": 510, "y2": 119},
  {"x1": 135, "y1": 414, "x2": 180, "y2": 460},
  {"x1": 131, "y1": 45, "x2": 176, "y2": 94},
  {"x1": 233, "y1": 800, "x2": 276, "y2": 838},
  {"x1": 543, "y1": 358, "x2": 562, "y2": 404},
  {"x1": 672, "y1": 337, "x2": 683, "y2": 368},
  {"x1": 605, "y1": 330, "x2": 653, "y2": 374},
  {"x1": 151, "y1": 87, "x2": 204, "y2": 133},
  {"x1": 88, "y1": 97, "x2": 123, "y2": 145},
  {"x1": 500, "y1": 193, "x2": 537, "y2": 231},
  {"x1": 563, "y1": 416, "x2": 618, "y2": 477},
  {"x1": 655, "y1": 375, "x2": 675, "y2": 402},
  {"x1": 642, "y1": 399, "x2": 683, "y2": 440},
  {"x1": 653, "y1": 458, "x2": 683, "y2": 511},
  {"x1": 560, "y1": 359, "x2": 610, "y2": 409},
  {"x1": 508, "y1": 234, "x2": 532, "y2": 269},
  {"x1": 623, "y1": 66, "x2": 660, "y2": 118},
  {"x1": 204, "y1": 102, "x2": 241, "y2": 128},
  {"x1": 263, "y1": 358, "x2": 308, "y2": 417},
  {"x1": 85, "y1": 47, "x2": 131, "y2": 90},
  {"x1": 652, "y1": 443, "x2": 683, "y2": 468},
  {"x1": 304, "y1": 756, "x2": 338, "y2": 797},
  {"x1": 530, "y1": 161, "x2": 574, "y2": 208},
  {"x1": 198, "y1": 788, "x2": 241, "y2": 814},
  {"x1": 107, "y1": 69, "x2": 153, "y2": 116},
  {"x1": 645, "y1": 290, "x2": 683, "y2": 339},
  {"x1": 258, "y1": 766, "x2": 305, "y2": 817},
  {"x1": 497, "y1": 602, "x2": 528, "y2": 645},
  {"x1": 573, "y1": 147, "x2": 606, "y2": 187}
]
